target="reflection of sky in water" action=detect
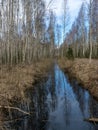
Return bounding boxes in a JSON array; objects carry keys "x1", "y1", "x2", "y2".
[
  {"x1": 9, "y1": 64, "x2": 98, "y2": 130},
  {"x1": 46, "y1": 64, "x2": 98, "y2": 130}
]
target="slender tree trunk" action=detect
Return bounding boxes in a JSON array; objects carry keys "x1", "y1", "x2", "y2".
[{"x1": 89, "y1": 0, "x2": 93, "y2": 63}]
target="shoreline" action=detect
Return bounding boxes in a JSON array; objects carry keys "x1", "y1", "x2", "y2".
[
  {"x1": 0, "y1": 59, "x2": 53, "y2": 123},
  {"x1": 58, "y1": 58, "x2": 98, "y2": 100},
  {"x1": 0, "y1": 59, "x2": 52, "y2": 100}
]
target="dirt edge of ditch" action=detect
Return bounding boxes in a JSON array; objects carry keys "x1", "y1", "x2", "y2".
[{"x1": 58, "y1": 58, "x2": 98, "y2": 101}]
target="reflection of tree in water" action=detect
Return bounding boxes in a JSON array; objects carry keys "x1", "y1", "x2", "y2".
[
  {"x1": 88, "y1": 101, "x2": 98, "y2": 130},
  {"x1": 30, "y1": 77, "x2": 52, "y2": 130},
  {"x1": 7, "y1": 76, "x2": 50, "y2": 130},
  {"x1": 62, "y1": 76, "x2": 71, "y2": 126},
  {"x1": 63, "y1": 92, "x2": 71, "y2": 126},
  {"x1": 69, "y1": 78, "x2": 98, "y2": 128},
  {"x1": 69, "y1": 80, "x2": 88, "y2": 116},
  {"x1": 2, "y1": 93, "x2": 33, "y2": 130},
  {"x1": 48, "y1": 65, "x2": 58, "y2": 111},
  {"x1": 56, "y1": 65, "x2": 71, "y2": 126},
  {"x1": 89, "y1": 97, "x2": 98, "y2": 118},
  {"x1": 5, "y1": 64, "x2": 98, "y2": 130}
]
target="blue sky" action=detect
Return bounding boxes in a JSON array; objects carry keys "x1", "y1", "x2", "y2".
[
  {"x1": 45, "y1": 0, "x2": 89, "y2": 44},
  {"x1": 45, "y1": 0, "x2": 84, "y2": 24},
  {"x1": 45, "y1": 0, "x2": 84, "y2": 43}
]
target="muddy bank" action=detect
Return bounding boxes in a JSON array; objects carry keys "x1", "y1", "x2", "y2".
[
  {"x1": 58, "y1": 58, "x2": 98, "y2": 100},
  {"x1": 0, "y1": 59, "x2": 53, "y2": 107}
]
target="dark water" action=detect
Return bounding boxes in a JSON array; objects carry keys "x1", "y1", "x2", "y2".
[{"x1": 6, "y1": 64, "x2": 98, "y2": 130}]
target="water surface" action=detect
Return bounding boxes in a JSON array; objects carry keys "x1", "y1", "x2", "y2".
[{"x1": 8, "y1": 64, "x2": 98, "y2": 130}]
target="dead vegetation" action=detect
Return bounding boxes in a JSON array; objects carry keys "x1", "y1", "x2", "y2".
[
  {"x1": 84, "y1": 118, "x2": 98, "y2": 124},
  {"x1": 58, "y1": 58, "x2": 98, "y2": 100},
  {"x1": 0, "y1": 59, "x2": 52, "y2": 100},
  {"x1": 0, "y1": 59, "x2": 52, "y2": 124}
]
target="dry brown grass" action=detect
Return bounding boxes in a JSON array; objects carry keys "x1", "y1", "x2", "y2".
[
  {"x1": 0, "y1": 59, "x2": 53, "y2": 126},
  {"x1": 58, "y1": 58, "x2": 98, "y2": 100},
  {"x1": 0, "y1": 59, "x2": 52, "y2": 104}
]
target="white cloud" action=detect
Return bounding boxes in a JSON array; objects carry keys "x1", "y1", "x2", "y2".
[
  {"x1": 45, "y1": 0, "x2": 90, "y2": 32},
  {"x1": 45, "y1": 0, "x2": 84, "y2": 24},
  {"x1": 45, "y1": 0, "x2": 90, "y2": 44},
  {"x1": 45, "y1": 0, "x2": 63, "y2": 16},
  {"x1": 68, "y1": 0, "x2": 83, "y2": 12},
  {"x1": 68, "y1": 0, "x2": 83, "y2": 23}
]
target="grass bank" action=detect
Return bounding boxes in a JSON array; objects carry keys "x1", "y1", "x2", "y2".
[
  {"x1": 0, "y1": 59, "x2": 52, "y2": 101},
  {"x1": 58, "y1": 58, "x2": 98, "y2": 100},
  {"x1": 0, "y1": 59, "x2": 53, "y2": 126}
]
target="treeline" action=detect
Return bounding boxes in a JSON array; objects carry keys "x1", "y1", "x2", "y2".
[
  {"x1": 0, "y1": 0, "x2": 55, "y2": 65},
  {"x1": 0, "y1": 0, "x2": 97, "y2": 64},
  {"x1": 62, "y1": 0, "x2": 98, "y2": 61}
]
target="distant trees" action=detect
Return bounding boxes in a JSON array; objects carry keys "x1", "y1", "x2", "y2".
[
  {"x1": 91, "y1": 0, "x2": 98, "y2": 59},
  {"x1": 0, "y1": 0, "x2": 56, "y2": 66},
  {"x1": 89, "y1": 0, "x2": 94, "y2": 63},
  {"x1": 48, "y1": 11, "x2": 55, "y2": 57},
  {"x1": 0, "y1": 0, "x2": 97, "y2": 64},
  {"x1": 63, "y1": 3, "x2": 87, "y2": 58},
  {"x1": 62, "y1": 0, "x2": 98, "y2": 61},
  {"x1": 66, "y1": 47, "x2": 74, "y2": 59},
  {"x1": 57, "y1": 0, "x2": 69, "y2": 58}
]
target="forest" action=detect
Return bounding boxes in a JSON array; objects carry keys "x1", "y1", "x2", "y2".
[
  {"x1": 0, "y1": 0, "x2": 56, "y2": 65},
  {"x1": 0, "y1": 0, "x2": 98, "y2": 130},
  {"x1": 0, "y1": 0, "x2": 98, "y2": 65}
]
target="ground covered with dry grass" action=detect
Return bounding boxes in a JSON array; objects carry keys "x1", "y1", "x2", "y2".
[
  {"x1": 0, "y1": 59, "x2": 53, "y2": 127},
  {"x1": 58, "y1": 58, "x2": 98, "y2": 100},
  {"x1": 0, "y1": 59, "x2": 53, "y2": 105}
]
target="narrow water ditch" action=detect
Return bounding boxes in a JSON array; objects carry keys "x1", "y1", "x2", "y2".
[{"x1": 3, "y1": 64, "x2": 98, "y2": 130}]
